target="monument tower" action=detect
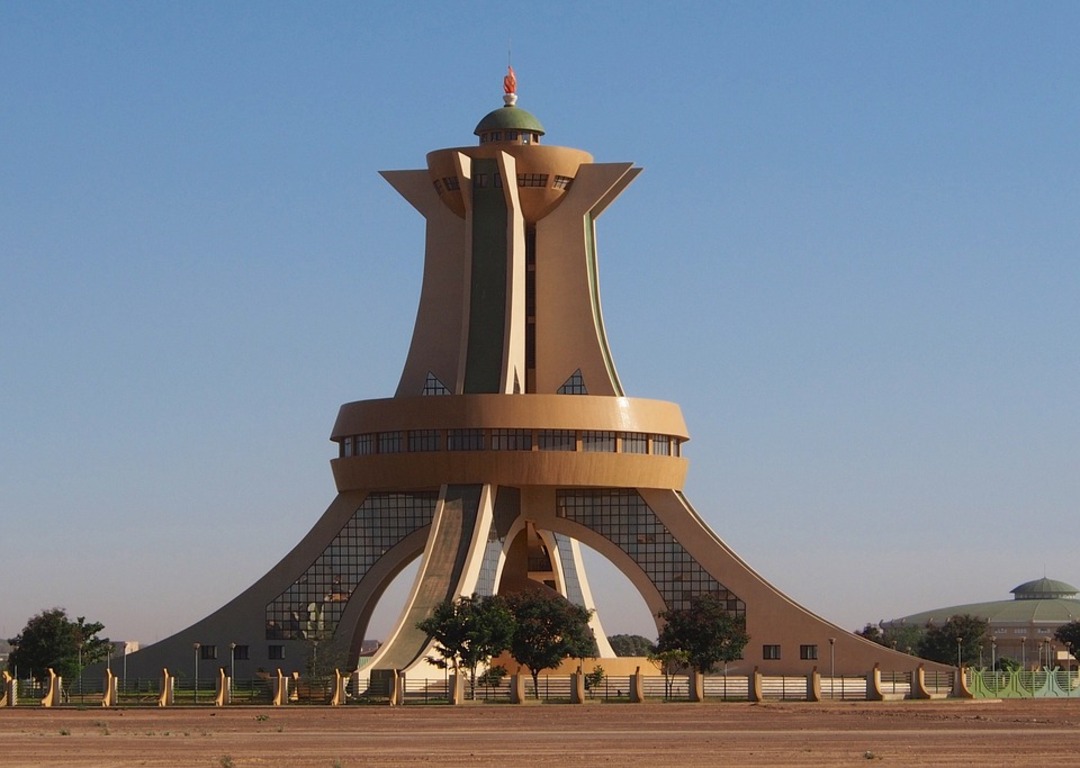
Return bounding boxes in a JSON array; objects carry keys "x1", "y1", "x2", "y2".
[{"x1": 122, "y1": 71, "x2": 920, "y2": 679}]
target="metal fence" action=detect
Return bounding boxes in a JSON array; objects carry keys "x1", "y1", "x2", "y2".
[
  {"x1": 3, "y1": 669, "x2": 971, "y2": 706},
  {"x1": 967, "y1": 668, "x2": 1080, "y2": 698}
]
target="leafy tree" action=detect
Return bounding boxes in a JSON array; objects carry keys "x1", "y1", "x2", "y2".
[
  {"x1": 856, "y1": 622, "x2": 923, "y2": 655},
  {"x1": 416, "y1": 594, "x2": 514, "y2": 698},
  {"x1": 505, "y1": 590, "x2": 595, "y2": 699},
  {"x1": 996, "y1": 656, "x2": 1021, "y2": 672},
  {"x1": 477, "y1": 664, "x2": 507, "y2": 692},
  {"x1": 1054, "y1": 620, "x2": 1080, "y2": 663},
  {"x1": 656, "y1": 593, "x2": 749, "y2": 674},
  {"x1": 584, "y1": 664, "x2": 605, "y2": 698},
  {"x1": 855, "y1": 623, "x2": 883, "y2": 644},
  {"x1": 648, "y1": 648, "x2": 689, "y2": 699},
  {"x1": 916, "y1": 614, "x2": 988, "y2": 667},
  {"x1": 7, "y1": 608, "x2": 110, "y2": 681},
  {"x1": 608, "y1": 633, "x2": 656, "y2": 657}
]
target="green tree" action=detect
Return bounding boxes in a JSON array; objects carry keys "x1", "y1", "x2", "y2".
[
  {"x1": 1054, "y1": 620, "x2": 1080, "y2": 663},
  {"x1": 477, "y1": 664, "x2": 508, "y2": 692},
  {"x1": 855, "y1": 623, "x2": 883, "y2": 644},
  {"x1": 656, "y1": 593, "x2": 749, "y2": 674},
  {"x1": 916, "y1": 614, "x2": 988, "y2": 667},
  {"x1": 7, "y1": 608, "x2": 111, "y2": 681},
  {"x1": 416, "y1": 594, "x2": 514, "y2": 698},
  {"x1": 584, "y1": 664, "x2": 605, "y2": 698},
  {"x1": 856, "y1": 622, "x2": 923, "y2": 655},
  {"x1": 505, "y1": 590, "x2": 595, "y2": 699},
  {"x1": 648, "y1": 648, "x2": 689, "y2": 699},
  {"x1": 608, "y1": 633, "x2": 656, "y2": 657}
]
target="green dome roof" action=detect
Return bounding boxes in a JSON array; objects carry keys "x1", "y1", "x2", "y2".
[
  {"x1": 1011, "y1": 578, "x2": 1079, "y2": 600},
  {"x1": 474, "y1": 105, "x2": 545, "y2": 137}
]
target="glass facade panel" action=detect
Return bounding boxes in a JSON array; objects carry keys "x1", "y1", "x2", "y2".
[
  {"x1": 622, "y1": 432, "x2": 648, "y2": 454},
  {"x1": 447, "y1": 428, "x2": 485, "y2": 451},
  {"x1": 557, "y1": 369, "x2": 588, "y2": 394},
  {"x1": 491, "y1": 428, "x2": 532, "y2": 451},
  {"x1": 265, "y1": 492, "x2": 437, "y2": 640},
  {"x1": 378, "y1": 431, "x2": 403, "y2": 454},
  {"x1": 538, "y1": 429, "x2": 576, "y2": 451},
  {"x1": 557, "y1": 489, "x2": 744, "y2": 616},
  {"x1": 581, "y1": 430, "x2": 616, "y2": 452},
  {"x1": 408, "y1": 429, "x2": 441, "y2": 452}
]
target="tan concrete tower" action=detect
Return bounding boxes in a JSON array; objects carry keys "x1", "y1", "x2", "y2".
[{"x1": 119, "y1": 71, "x2": 928, "y2": 681}]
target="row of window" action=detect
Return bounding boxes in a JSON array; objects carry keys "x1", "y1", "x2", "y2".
[
  {"x1": 478, "y1": 130, "x2": 541, "y2": 144},
  {"x1": 433, "y1": 172, "x2": 574, "y2": 196},
  {"x1": 338, "y1": 428, "x2": 682, "y2": 458},
  {"x1": 759, "y1": 644, "x2": 822, "y2": 661},
  {"x1": 196, "y1": 644, "x2": 257, "y2": 661}
]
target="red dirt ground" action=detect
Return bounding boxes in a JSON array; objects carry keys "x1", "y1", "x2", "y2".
[{"x1": 3, "y1": 699, "x2": 1080, "y2": 767}]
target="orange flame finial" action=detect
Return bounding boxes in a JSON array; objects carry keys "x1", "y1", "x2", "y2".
[{"x1": 503, "y1": 66, "x2": 517, "y2": 95}]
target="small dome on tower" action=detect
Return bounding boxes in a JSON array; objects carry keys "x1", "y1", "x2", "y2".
[
  {"x1": 474, "y1": 66, "x2": 546, "y2": 145},
  {"x1": 474, "y1": 105, "x2": 546, "y2": 137}
]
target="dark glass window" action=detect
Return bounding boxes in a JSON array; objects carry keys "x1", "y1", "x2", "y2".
[
  {"x1": 268, "y1": 645, "x2": 285, "y2": 660},
  {"x1": 557, "y1": 369, "x2": 587, "y2": 394},
  {"x1": 800, "y1": 644, "x2": 818, "y2": 661},
  {"x1": 421, "y1": 372, "x2": 450, "y2": 395},
  {"x1": 622, "y1": 433, "x2": 648, "y2": 454},
  {"x1": 200, "y1": 645, "x2": 217, "y2": 661},
  {"x1": 447, "y1": 428, "x2": 485, "y2": 451},
  {"x1": 356, "y1": 434, "x2": 375, "y2": 455},
  {"x1": 763, "y1": 644, "x2": 781, "y2": 660},
  {"x1": 378, "y1": 431, "x2": 403, "y2": 454},
  {"x1": 553, "y1": 175, "x2": 573, "y2": 190},
  {"x1": 232, "y1": 644, "x2": 250, "y2": 661},
  {"x1": 517, "y1": 173, "x2": 549, "y2": 187},
  {"x1": 408, "y1": 429, "x2": 441, "y2": 452},
  {"x1": 581, "y1": 431, "x2": 616, "y2": 452},
  {"x1": 491, "y1": 428, "x2": 532, "y2": 451},
  {"x1": 652, "y1": 435, "x2": 671, "y2": 456},
  {"x1": 538, "y1": 429, "x2": 576, "y2": 451}
]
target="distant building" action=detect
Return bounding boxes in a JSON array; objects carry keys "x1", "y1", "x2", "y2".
[{"x1": 885, "y1": 578, "x2": 1080, "y2": 669}]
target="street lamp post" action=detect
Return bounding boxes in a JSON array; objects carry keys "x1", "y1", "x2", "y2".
[
  {"x1": 828, "y1": 637, "x2": 836, "y2": 699},
  {"x1": 991, "y1": 640, "x2": 997, "y2": 673},
  {"x1": 956, "y1": 636, "x2": 963, "y2": 670},
  {"x1": 229, "y1": 643, "x2": 237, "y2": 703},
  {"x1": 1021, "y1": 637, "x2": 1026, "y2": 671},
  {"x1": 193, "y1": 643, "x2": 200, "y2": 705}
]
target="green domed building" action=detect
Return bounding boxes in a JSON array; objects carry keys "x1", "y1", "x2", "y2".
[{"x1": 885, "y1": 578, "x2": 1080, "y2": 669}]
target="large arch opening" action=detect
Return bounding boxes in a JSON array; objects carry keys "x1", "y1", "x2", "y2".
[
  {"x1": 364, "y1": 559, "x2": 420, "y2": 648},
  {"x1": 579, "y1": 543, "x2": 659, "y2": 646}
]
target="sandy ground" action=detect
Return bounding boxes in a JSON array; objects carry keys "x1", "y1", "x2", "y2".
[{"x1": 2, "y1": 699, "x2": 1080, "y2": 767}]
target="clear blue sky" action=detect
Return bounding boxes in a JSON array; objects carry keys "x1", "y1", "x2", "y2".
[{"x1": 3, "y1": 1, "x2": 1078, "y2": 645}]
